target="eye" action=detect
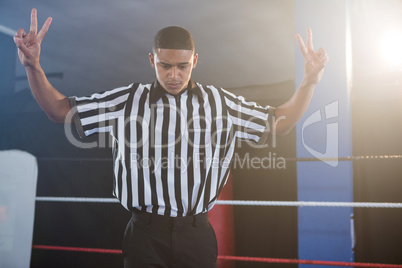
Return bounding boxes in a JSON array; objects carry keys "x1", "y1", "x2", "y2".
[{"x1": 179, "y1": 65, "x2": 188, "y2": 70}]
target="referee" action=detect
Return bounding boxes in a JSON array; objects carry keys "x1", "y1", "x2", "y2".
[{"x1": 14, "y1": 9, "x2": 328, "y2": 268}]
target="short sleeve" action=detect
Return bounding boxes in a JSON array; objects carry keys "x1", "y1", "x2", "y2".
[
  {"x1": 69, "y1": 84, "x2": 133, "y2": 139},
  {"x1": 221, "y1": 88, "x2": 275, "y2": 146}
]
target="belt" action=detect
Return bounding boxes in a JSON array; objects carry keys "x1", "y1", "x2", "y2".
[{"x1": 131, "y1": 208, "x2": 210, "y2": 229}]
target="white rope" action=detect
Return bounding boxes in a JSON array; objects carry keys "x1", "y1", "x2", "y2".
[
  {"x1": 35, "y1": 196, "x2": 402, "y2": 208},
  {"x1": 37, "y1": 154, "x2": 402, "y2": 162},
  {"x1": 35, "y1": 196, "x2": 119, "y2": 203},
  {"x1": 216, "y1": 200, "x2": 402, "y2": 208}
]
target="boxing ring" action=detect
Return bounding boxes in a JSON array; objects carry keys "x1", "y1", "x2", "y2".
[
  {"x1": 31, "y1": 154, "x2": 402, "y2": 268},
  {"x1": 32, "y1": 197, "x2": 402, "y2": 267}
]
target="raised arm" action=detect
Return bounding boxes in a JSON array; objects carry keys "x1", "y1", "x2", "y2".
[
  {"x1": 274, "y1": 28, "x2": 329, "y2": 135},
  {"x1": 13, "y1": 8, "x2": 71, "y2": 123}
]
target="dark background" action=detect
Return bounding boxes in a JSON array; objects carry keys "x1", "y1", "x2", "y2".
[{"x1": 352, "y1": 84, "x2": 402, "y2": 264}]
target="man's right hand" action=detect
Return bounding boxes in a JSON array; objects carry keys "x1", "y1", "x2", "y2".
[
  {"x1": 12, "y1": 8, "x2": 70, "y2": 124},
  {"x1": 13, "y1": 8, "x2": 52, "y2": 68}
]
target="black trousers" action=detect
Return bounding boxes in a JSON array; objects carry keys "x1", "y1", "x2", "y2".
[{"x1": 123, "y1": 209, "x2": 218, "y2": 268}]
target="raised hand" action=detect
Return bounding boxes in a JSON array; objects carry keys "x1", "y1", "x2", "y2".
[
  {"x1": 13, "y1": 8, "x2": 52, "y2": 68},
  {"x1": 296, "y1": 28, "x2": 329, "y2": 86}
]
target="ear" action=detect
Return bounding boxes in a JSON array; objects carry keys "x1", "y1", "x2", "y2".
[
  {"x1": 149, "y1": 53, "x2": 155, "y2": 68},
  {"x1": 192, "y1": 53, "x2": 198, "y2": 68}
]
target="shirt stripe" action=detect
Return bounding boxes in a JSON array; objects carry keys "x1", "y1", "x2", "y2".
[{"x1": 70, "y1": 82, "x2": 273, "y2": 216}]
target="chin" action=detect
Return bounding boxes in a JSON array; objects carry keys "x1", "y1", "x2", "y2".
[{"x1": 166, "y1": 86, "x2": 185, "y2": 95}]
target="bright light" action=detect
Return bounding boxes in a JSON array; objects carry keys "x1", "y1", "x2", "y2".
[{"x1": 381, "y1": 30, "x2": 402, "y2": 68}]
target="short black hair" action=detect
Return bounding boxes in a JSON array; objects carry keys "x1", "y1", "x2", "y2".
[{"x1": 153, "y1": 26, "x2": 195, "y2": 53}]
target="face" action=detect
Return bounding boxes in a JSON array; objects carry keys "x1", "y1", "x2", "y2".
[{"x1": 149, "y1": 49, "x2": 198, "y2": 95}]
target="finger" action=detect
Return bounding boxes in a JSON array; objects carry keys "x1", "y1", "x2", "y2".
[
  {"x1": 306, "y1": 28, "x2": 315, "y2": 52},
  {"x1": 37, "y1": 17, "x2": 52, "y2": 42},
  {"x1": 296, "y1": 33, "x2": 308, "y2": 58},
  {"x1": 30, "y1": 8, "x2": 38, "y2": 35},
  {"x1": 317, "y1": 48, "x2": 327, "y2": 59},
  {"x1": 14, "y1": 37, "x2": 31, "y2": 56},
  {"x1": 316, "y1": 48, "x2": 328, "y2": 64},
  {"x1": 15, "y1": 28, "x2": 28, "y2": 38},
  {"x1": 13, "y1": 36, "x2": 21, "y2": 45},
  {"x1": 323, "y1": 55, "x2": 329, "y2": 66},
  {"x1": 317, "y1": 48, "x2": 329, "y2": 67}
]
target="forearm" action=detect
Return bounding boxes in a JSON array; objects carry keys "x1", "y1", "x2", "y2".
[
  {"x1": 274, "y1": 79, "x2": 316, "y2": 135},
  {"x1": 26, "y1": 64, "x2": 71, "y2": 123},
  {"x1": 273, "y1": 28, "x2": 328, "y2": 135}
]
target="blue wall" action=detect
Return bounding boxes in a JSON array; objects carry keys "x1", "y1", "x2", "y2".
[
  {"x1": 0, "y1": 27, "x2": 16, "y2": 151},
  {"x1": 295, "y1": 1, "x2": 354, "y2": 266},
  {"x1": 0, "y1": 27, "x2": 16, "y2": 96}
]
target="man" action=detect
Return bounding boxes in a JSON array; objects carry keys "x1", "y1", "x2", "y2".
[{"x1": 14, "y1": 8, "x2": 328, "y2": 268}]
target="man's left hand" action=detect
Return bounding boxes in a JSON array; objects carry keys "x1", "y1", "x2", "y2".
[{"x1": 296, "y1": 28, "x2": 329, "y2": 86}]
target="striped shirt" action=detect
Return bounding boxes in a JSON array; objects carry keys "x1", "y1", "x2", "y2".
[{"x1": 70, "y1": 80, "x2": 274, "y2": 217}]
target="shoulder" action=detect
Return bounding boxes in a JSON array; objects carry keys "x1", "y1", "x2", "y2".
[
  {"x1": 194, "y1": 82, "x2": 229, "y2": 96},
  {"x1": 129, "y1": 82, "x2": 153, "y2": 91}
]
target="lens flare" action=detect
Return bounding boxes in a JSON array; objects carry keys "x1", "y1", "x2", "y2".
[{"x1": 382, "y1": 30, "x2": 402, "y2": 67}]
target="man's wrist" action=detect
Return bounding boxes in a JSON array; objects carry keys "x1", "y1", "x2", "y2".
[
  {"x1": 25, "y1": 63, "x2": 43, "y2": 73},
  {"x1": 300, "y1": 77, "x2": 317, "y2": 89}
]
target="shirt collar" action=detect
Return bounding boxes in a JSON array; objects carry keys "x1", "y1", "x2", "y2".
[{"x1": 149, "y1": 79, "x2": 202, "y2": 105}]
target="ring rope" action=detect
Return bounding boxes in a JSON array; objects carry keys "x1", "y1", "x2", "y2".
[
  {"x1": 36, "y1": 196, "x2": 119, "y2": 203},
  {"x1": 35, "y1": 196, "x2": 402, "y2": 208},
  {"x1": 216, "y1": 200, "x2": 402, "y2": 208},
  {"x1": 218, "y1": 256, "x2": 402, "y2": 268},
  {"x1": 36, "y1": 154, "x2": 402, "y2": 162},
  {"x1": 32, "y1": 245, "x2": 121, "y2": 254},
  {"x1": 31, "y1": 245, "x2": 402, "y2": 267},
  {"x1": 286, "y1": 154, "x2": 402, "y2": 162}
]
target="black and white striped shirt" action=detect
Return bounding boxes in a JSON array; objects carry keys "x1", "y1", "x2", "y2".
[{"x1": 70, "y1": 80, "x2": 274, "y2": 216}]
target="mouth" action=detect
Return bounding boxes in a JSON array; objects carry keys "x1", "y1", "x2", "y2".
[{"x1": 166, "y1": 82, "x2": 182, "y2": 89}]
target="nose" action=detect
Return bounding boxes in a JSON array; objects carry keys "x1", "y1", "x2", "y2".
[{"x1": 169, "y1": 66, "x2": 179, "y2": 78}]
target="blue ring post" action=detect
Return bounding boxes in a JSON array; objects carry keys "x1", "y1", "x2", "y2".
[{"x1": 295, "y1": 1, "x2": 354, "y2": 266}]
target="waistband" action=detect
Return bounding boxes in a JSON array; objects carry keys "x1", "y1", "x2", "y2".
[{"x1": 131, "y1": 208, "x2": 210, "y2": 229}]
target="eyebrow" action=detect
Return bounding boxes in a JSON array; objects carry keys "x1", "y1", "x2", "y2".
[{"x1": 159, "y1": 61, "x2": 191, "y2": 66}]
